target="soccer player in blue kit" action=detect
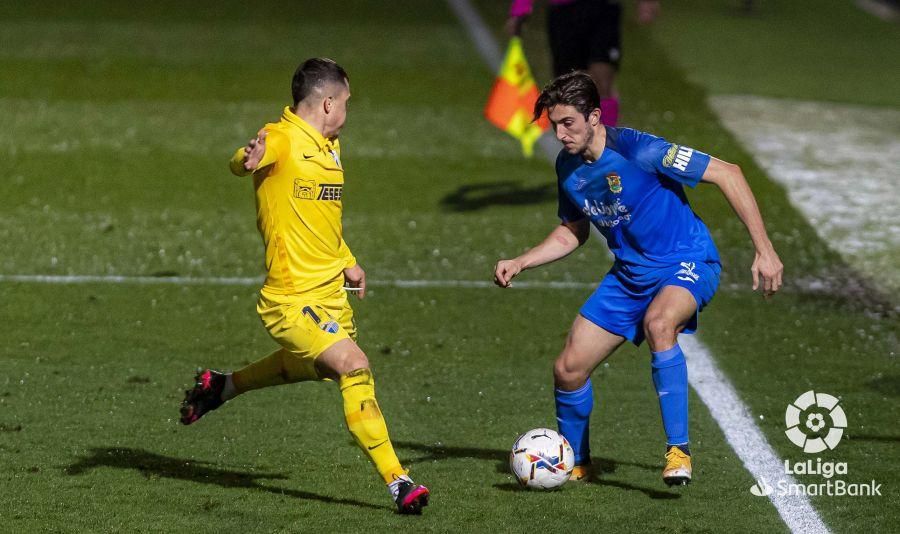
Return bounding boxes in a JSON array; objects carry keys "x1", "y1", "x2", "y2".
[{"x1": 493, "y1": 72, "x2": 783, "y2": 486}]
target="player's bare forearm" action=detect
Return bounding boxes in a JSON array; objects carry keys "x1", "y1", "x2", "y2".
[
  {"x1": 702, "y1": 158, "x2": 784, "y2": 295},
  {"x1": 494, "y1": 220, "x2": 588, "y2": 287},
  {"x1": 702, "y1": 159, "x2": 772, "y2": 252},
  {"x1": 519, "y1": 221, "x2": 587, "y2": 269}
]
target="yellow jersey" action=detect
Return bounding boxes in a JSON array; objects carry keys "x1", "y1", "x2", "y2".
[{"x1": 230, "y1": 107, "x2": 356, "y2": 297}]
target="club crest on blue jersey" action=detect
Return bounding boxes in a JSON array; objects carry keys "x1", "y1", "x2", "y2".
[{"x1": 606, "y1": 172, "x2": 623, "y2": 194}]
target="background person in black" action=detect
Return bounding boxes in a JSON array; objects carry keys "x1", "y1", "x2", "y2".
[{"x1": 506, "y1": 0, "x2": 660, "y2": 126}]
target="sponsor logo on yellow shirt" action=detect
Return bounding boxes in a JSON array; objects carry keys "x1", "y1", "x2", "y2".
[
  {"x1": 293, "y1": 179, "x2": 343, "y2": 201},
  {"x1": 294, "y1": 178, "x2": 316, "y2": 199},
  {"x1": 318, "y1": 184, "x2": 343, "y2": 201}
]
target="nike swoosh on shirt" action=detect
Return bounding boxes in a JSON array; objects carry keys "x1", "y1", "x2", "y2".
[
  {"x1": 368, "y1": 441, "x2": 388, "y2": 450},
  {"x1": 303, "y1": 153, "x2": 315, "y2": 159}
]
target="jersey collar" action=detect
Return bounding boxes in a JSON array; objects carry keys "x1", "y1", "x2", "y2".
[{"x1": 281, "y1": 106, "x2": 333, "y2": 152}]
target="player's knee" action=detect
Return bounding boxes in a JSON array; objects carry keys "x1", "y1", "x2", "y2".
[
  {"x1": 344, "y1": 351, "x2": 370, "y2": 374},
  {"x1": 554, "y1": 354, "x2": 587, "y2": 390},
  {"x1": 643, "y1": 314, "x2": 676, "y2": 347},
  {"x1": 318, "y1": 342, "x2": 370, "y2": 379}
]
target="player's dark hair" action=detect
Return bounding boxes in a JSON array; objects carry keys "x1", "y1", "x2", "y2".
[
  {"x1": 533, "y1": 71, "x2": 599, "y2": 122},
  {"x1": 291, "y1": 58, "x2": 349, "y2": 105}
]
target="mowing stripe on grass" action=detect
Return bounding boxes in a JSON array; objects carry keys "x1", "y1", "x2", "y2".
[
  {"x1": 855, "y1": 0, "x2": 899, "y2": 21},
  {"x1": 447, "y1": 1, "x2": 829, "y2": 532},
  {"x1": 0, "y1": 274, "x2": 596, "y2": 290},
  {"x1": 709, "y1": 94, "x2": 900, "y2": 296}
]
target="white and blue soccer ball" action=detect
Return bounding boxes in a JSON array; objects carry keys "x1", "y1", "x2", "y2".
[{"x1": 510, "y1": 428, "x2": 575, "y2": 490}]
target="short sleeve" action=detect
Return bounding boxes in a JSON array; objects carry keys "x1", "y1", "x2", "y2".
[
  {"x1": 555, "y1": 152, "x2": 584, "y2": 223},
  {"x1": 557, "y1": 179, "x2": 584, "y2": 223},
  {"x1": 623, "y1": 129, "x2": 710, "y2": 188},
  {"x1": 256, "y1": 129, "x2": 289, "y2": 170}
]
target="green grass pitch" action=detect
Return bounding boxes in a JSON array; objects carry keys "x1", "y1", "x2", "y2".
[{"x1": 0, "y1": 1, "x2": 896, "y2": 531}]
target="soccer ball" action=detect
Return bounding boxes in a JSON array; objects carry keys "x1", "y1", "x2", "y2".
[{"x1": 510, "y1": 428, "x2": 575, "y2": 489}]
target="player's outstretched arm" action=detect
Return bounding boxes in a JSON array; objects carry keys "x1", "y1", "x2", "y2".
[
  {"x1": 494, "y1": 219, "x2": 589, "y2": 287},
  {"x1": 701, "y1": 158, "x2": 784, "y2": 297},
  {"x1": 228, "y1": 129, "x2": 271, "y2": 177}
]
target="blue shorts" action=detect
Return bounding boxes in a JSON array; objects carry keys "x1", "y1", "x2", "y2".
[{"x1": 580, "y1": 261, "x2": 721, "y2": 346}]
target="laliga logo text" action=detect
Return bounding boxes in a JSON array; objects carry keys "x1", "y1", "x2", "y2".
[{"x1": 749, "y1": 391, "x2": 882, "y2": 497}]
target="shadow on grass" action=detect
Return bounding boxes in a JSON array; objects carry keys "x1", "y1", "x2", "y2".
[
  {"x1": 493, "y1": 479, "x2": 681, "y2": 500},
  {"x1": 587, "y1": 478, "x2": 682, "y2": 500},
  {"x1": 395, "y1": 441, "x2": 674, "y2": 498},
  {"x1": 866, "y1": 374, "x2": 900, "y2": 397},
  {"x1": 65, "y1": 447, "x2": 384, "y2": 511},
  {"x1": 440, "y1": 181, "x2": 555, "y2": 212},
  {"x1": 395, "y1": 440, "x2": 656, "y2": 472},
  {"x1": 846, "y1": 434, "x2": 900, "y2": 444}
]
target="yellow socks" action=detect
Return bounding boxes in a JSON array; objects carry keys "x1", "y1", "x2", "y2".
[
  {"x1": 231, "y1": 348, "x2": 309, "y2": 394},
  {"x1": 231, "y1": 354, "x2": 406, "y2": 484},
  {"x1": 339, "y1": 368, "x2": 406, "y2": 483}
]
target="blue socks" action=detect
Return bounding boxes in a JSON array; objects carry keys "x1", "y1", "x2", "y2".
[
  {"x1": 554, "y1": 346, "x2": 688, "y2": 463},
  {"x1": 651, "y1": 344, "x2": 689, "y2": 447},
  {"x1": 555, "y1": 379, "x2": 593, "y2": 465}
]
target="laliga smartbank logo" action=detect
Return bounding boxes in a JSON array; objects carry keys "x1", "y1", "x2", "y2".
[
  {"x1": 749, "y1": 391, "x2": 882, "y2": 497},
  {"x1": 750, "y1": 478, "x2": 774, "y2": 497},
  {"x1": 785, "y1": 390, "x2": 846, "y2": 452}
]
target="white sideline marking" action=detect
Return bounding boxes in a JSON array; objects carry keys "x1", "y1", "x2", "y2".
[
  {"x1": 444, "y1": 0, "x2": 559, "y2": 162},
  {"x1": 447, "y1": 1, "x2": 829, "y2": 532},
  {"x1": 0, "y1": 274, "x2": 596, "y2": 290},
  {"x1": 0, "y1": 274, "x2": 261, "y2": 286},
  {"x1": 0, "y1": 274, "x2": 856, "y2": 299},
  {"x1": 680, "y1": 336, "x2": 829, "y2": 533}
]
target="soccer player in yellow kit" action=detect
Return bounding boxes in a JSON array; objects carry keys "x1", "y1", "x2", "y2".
[{"x1": 179, "y1": 58, "x2": 429, "y2": 515}]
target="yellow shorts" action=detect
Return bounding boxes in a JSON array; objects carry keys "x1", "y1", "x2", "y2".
[{"x1": 257, "y1": 287, "x2": 357, "y2": 380}]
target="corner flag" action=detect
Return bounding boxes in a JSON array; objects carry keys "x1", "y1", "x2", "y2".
[{"x1": 484, "y1": 37, "x2": 550, "y2": 157}]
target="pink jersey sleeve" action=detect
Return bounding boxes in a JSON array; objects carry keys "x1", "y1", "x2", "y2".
[
  {"x1": 509, "y1": 0, "x2": 535, "y2": 17},
  {"x1": 510, "y1": 0, "x2": 579, "y2": 17}
]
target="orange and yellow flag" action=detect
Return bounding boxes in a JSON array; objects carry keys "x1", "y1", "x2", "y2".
[{"x1": 484, "y1": 37, "x2": 550, "y2": 157}]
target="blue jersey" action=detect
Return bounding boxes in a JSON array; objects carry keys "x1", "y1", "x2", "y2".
[{"x1": 557, "y1": 127, "x2": 720, "y2": 271}]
